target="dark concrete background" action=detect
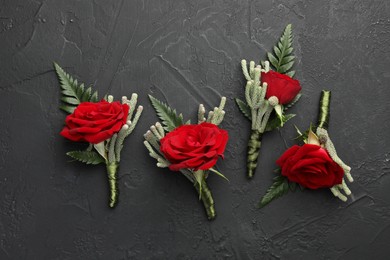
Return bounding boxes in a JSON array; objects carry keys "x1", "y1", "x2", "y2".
[{"x1": 1, "y1": 0, "x2": 390, "y2": 259}]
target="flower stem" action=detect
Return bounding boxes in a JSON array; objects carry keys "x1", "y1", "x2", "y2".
[
  {"x1": 247, "y1": 130, "x2": 263, "y2": 178},
  {"x1": 194, "y1": 177, "x2": 216, "y2": 220},
  {"x1": 317, "y1": 90, "x2": 331, "y2": 130},
  {"x1": 106, "y1": 163, "x2": 119, "y2": 208}
]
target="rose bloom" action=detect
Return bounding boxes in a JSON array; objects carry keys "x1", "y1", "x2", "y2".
[
  {"x1": 60, "y1": 100, "x2": 129, "y2": 144},
  {"x1": 276, "y1": 144, "x2": 344, "y2": 189},
  {"x1": 261, "y1": 71, "x2": 301, "y2": 105},
  {"x1": 160, "y1": 122, "x2": 228, "y2": 171}
]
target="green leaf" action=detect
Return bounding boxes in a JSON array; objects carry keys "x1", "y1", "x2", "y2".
[
  {"x1": 66, "y1": 150, "x2": 105, "y2": 165},
  {"x1": 294, "y1": 124, "x2": 309, "y2": 142},
  {"x1": 265, "y1": 113, "x2": 296, "y2": 132},
  {"x1": 267, "y1": 24, "x2": 295, "y2": 76},
  {"x1": 258, "y1": 175, "x2": 289, "y2": 208},
  {"x1": 235, "y1": 98, "x2": 251, "y2": 121},
  {"x1": 209, "y1": 168, "x2": 229, "y2": 182},
  {"x1": 81, "y1": 87, "x2": 92, "y2": 101},
  {"x1": 90, "y1": 91, "x2": 99, "y2": 102},
  {"x1": 59, "y1": 105, "x2": 75, "y2": 114},
  {"x1": 60, "y1": 96, "x2": 79, "y2": 105},
  {"x1": 286, "y1": 71, "x2": 295, "y2": 78},
  {"x1": 193, "y1": 170, "x2": 205, "y2": 200},
  {"x1": 279, "y1": 61, "x2": 294, "y2": 73},
  {"x1": 267, "y1": 53, "x2": 279, "y2": 69},
  {"x1": 94, "y1": 142, "x2": 107, "y2": 161},
  {"x1": 54, "y1": 63, "x2": 99, "y2": 114},
  {"x1": 284, "y1": 93, "x2": 302, "y2": 111},
  {"x1": 148, "y1": 95, "x2": 184, "y2": 132}
]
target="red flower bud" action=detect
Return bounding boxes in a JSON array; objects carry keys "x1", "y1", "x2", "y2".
[{"x1": 261, "y1": 71, "x2": 301, "y2": 105}]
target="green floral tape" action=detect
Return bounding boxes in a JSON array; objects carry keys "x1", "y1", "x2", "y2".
[
  {"x1": 317, "y1": 90, "x2": 331, "y2": 130},
  {"x1": 106, "y1": 163, "x2": 119, "y2": 208},
  {"x1": 247, "y1": 130, "x2": 263, "y2": 178}
]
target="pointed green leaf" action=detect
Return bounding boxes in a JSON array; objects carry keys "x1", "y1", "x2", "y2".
[
  {"x1": 54, "y1": 63, "x2": 99, "y2": 114},
  {"x1": 235, "y1": 98, "x2": 251, "y2": 121},
  {"x1": 273, "y1": 46, "x2": 281, "y2": 59},
  {"x1": 284, "y1": 47, "x2": 293, "y2": 56},
  {"x1": 94, "y1": 142, "x2": 107, "y2": 161},
  {"x1": 274, "y1": 104, "x2": 283, "y2": 123},
  {"x1": 286, "y1": 70, "x2": 295, "y2": 77},
  {"x1": 284, "y1": 93, "x2": 301, "y2": 110},
  {"x1": 294, "y1": 124, "x2": 303, "y2": 136},
  {"x1": 278, "y1": 41, "x2": 283, "y2": 51},
  {"x1": 265, "y1": 113, "x2": 295, "y2": 132},
  {"x1": 209, "y1": 168, "x2": 229, "y2": 182},
  {"x1": 76, "y1": 82, "x2": 84, "y2": 97},
  {"x1": 60, "y1": 96, "x2": 79, "y2": 105},
  {"x1": 258, "y1": 175, "x2": 289, "y2": 208},
  {"x1": 90, "y1": 90, "x2": 99, "y2": 102},
  {"x1": 279, "y1": 61, "x2": 294, "y2": 74},
  {"x1": 267, "y1": 52, "x2": 279, "y2": 69},
  {"x1": 66, "y1": 150, "x2": 105, "y2": 165},
  {"x1": 281, "y1": 55, "x2": 295, "y2": 64},
  {"x1": 283, "y1": 114, "x2": 296, "y2": 123},
  {"x1": 81, "y1": 87, "x2": 92, "y2": 102},
  {"x1": 193, "y1": 170, "x2": 204, "y2": 200},
  {"x1": 61, "y1": 89, "x2": 76, "y2": 96},
  {"x1": 59, "y1": 105, "x2": 76, "y2": 114},
  {"x1": 148, "y1": 95, "x2": 184, "y2": 132}
]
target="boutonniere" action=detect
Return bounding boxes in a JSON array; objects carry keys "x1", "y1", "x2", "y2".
[
  {"x1": 55, "y1": 63, "x2": 143, "y2": 208},
  {"x1": 144, "y1": 96, "x2": 228, "y2": 220},
  {"x1": 259, "y1": 90, "x2": 353, "y2": 207},
  {"x1": 236, "y1": 24, "x2": 302, "y2": 178}
]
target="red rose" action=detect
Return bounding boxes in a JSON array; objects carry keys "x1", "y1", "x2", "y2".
[
  {"x1": 276, "y1": 144, "x2": 344, "y2": 189},
  {"x1": 261, "y1": 71, "x2": 301, "y2": 105},
  {"x1": 60, "y1": 100, "x2": 129, "y2": 144},
  {"x1": 160, "y1": 122, "x2": 228, "y2": 171}
]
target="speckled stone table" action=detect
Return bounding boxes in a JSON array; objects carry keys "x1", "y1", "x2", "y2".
[{"x1": 1, "y1": 1, "x2": 390, "y2": 259}]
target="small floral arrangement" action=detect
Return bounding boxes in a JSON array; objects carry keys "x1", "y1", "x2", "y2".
[
  {"x1": 55, "y1": 63, "x2": 143, "y2": 208},
  {"x1": 259, "y1": 90, "x2": 353, "y2": 207},
  {"x1": 236, "y1": 24, "x2": 302, "y2": 178},
  {"x1": 144, "y1": 95, "x2": 228, "y2": 220}
]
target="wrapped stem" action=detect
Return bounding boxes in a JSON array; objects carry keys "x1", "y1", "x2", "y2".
[
  {"x1": 247, "y1": 130, "x2": 263, "y2": 178},
  {"x1": 194, "y1": 177, "x2": 216, "y2": 220},
  {"x1": 106, "y1": 163, "x2": 119, "y2": 208},
  {"x1": 317, "y1": 90, "x2": 331, "y2": 130}
]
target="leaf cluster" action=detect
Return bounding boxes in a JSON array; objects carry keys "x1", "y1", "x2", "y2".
[
  {"x1": 54, "y1": 63, "x2": 99, "y2": 114},
  {"x1": 66, "y1": 150, "x2": 105, "y2": 165},
  {"x1": 258, "y1": 175, "x2": 299, "y2": 208},
  {"x1": 267, "y1": 24, "x2": 295, "y2": 77},
  {"x1": 148, "y1": 95, "x2": 185, "y2": 132}
]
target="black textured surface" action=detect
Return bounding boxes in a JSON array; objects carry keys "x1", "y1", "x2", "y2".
[{"x1": 1, "y1": 1, "x2": 390, "y2": 259}]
